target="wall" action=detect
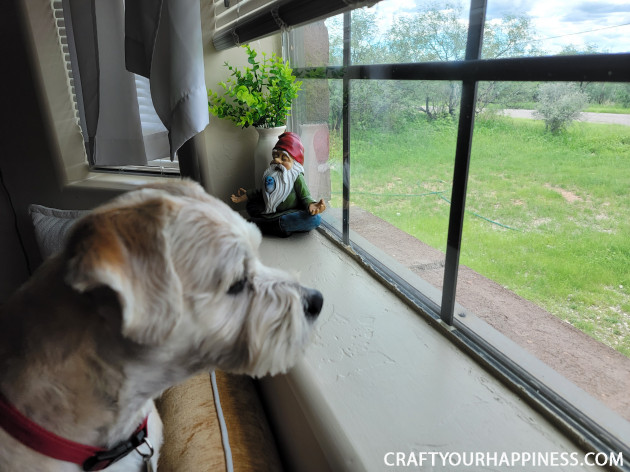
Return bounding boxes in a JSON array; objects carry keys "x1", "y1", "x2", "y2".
[
  {"x1": 200, "y1": 4, "x2": 281, "y2": 200},
  {"x1": 0, "y1": 0, "x2": 97, "y2": 299}
]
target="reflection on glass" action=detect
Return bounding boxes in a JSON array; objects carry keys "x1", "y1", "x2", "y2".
[{"x1": 344, "y1": 79, "x2": 458, "y2": 292}]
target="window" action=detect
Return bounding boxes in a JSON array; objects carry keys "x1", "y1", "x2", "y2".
[{"x1": 285, "y1": 0, "x2": 630, "y2": 462}]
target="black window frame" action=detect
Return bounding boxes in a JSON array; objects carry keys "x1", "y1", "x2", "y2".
[{"x1": 289, "y1": 1, "x2": 630, "y2": 468}]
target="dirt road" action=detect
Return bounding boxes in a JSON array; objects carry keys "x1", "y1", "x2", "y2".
[
  {"x1": 345, "y1": 205, "x2": 630, "y2": 422},
  {"x1": 502, "y1": 109, "x2": 630, "y2": 126}
]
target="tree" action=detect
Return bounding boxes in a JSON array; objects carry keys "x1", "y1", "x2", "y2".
[
  {"x1": 615, "y1": 84, "x2": 630, "y2": 108},
  {"x1": 482, "y1": 15, "x2": 541, "y2": 59},
  {"x1": 388, "y1": 3, "x2": 466, "y2": 120},
  {"x1": 327, "y1": 10, "x2": 390, "y2": 130},
  {"x1": 557, "y1": 44, "x2": 629, "y2": 108},
  {"x1": 325, "y1": 1, "x2": 541, "y2": 128},
  {"x1": 534, "y1": 82, "x2": 588, "y2": 134},
  {"x1": 477, "y1": 14, "x2": 542, "y2": 113},
  {"x1": 387, "y1": 2, "x2": 539, "y2": 120},
  {"x1": 389, "y1": 2, "x2": 467, "y2": 63}
]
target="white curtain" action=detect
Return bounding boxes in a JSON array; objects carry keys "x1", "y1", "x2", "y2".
[
  {"x1": 63, "y1": 0, "x2": 208, "y2": 165},
  {"x1": 126, "y1": 0, "x2": 209, "y2": 161}
]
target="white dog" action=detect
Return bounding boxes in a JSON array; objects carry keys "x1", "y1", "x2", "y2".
[{"x1": 0, "y1": 180, "x2": 322, "y2": 471}]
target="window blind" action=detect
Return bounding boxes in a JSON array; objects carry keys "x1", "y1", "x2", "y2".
[
  {"x1": 213, "y1": 0, "x2": 382, "y2": 50},
  {"x1": 134, "y1": 75, "x2": 170, "y2": 161},
  {"x1": 52, "y1": 0, "x2": 81, "y2": 127}
]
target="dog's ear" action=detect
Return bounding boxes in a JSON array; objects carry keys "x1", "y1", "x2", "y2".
[{"x1": 64, "y1": 198, "x2": 183, "y2": 345}]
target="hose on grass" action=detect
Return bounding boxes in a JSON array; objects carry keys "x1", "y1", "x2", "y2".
[
  {"x1": 347, "y1": 190, "x2": 446, "y2": 198},
  {"x1": 330, "y1": 186, "x2": 521, "y2": 232},
  {"x1": 437, "y1": 195, "x2": 521, "y2": 232}
]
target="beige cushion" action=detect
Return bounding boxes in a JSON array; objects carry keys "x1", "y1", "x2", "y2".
[{"x1": 156, "y1": 371, "x2": 283, "y2": 472}]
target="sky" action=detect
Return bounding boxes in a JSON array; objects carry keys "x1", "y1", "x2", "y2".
[{"x1": 373, "y1": 0, "x2": 630, "y2": 54}]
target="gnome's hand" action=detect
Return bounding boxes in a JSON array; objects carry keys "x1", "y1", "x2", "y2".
[
  {"x1": 231, "y1": 188, "x2": 248, "y2": 204},
  {"x1": 309, "y1": 199, "x2": 326, "y2": 215}
]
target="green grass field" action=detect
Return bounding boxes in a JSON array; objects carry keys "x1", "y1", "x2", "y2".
[{"x1": 327, "y1": 115, "x2": 630, "y2": 356}]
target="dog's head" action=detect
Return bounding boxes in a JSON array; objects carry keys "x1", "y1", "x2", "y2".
[{"x1": 63, "y1": 180, "x2": 322, "y2": 378}]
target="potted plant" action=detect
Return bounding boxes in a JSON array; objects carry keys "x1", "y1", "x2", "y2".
[
  {"x1": 208, "y1": 45, "x2": 302, "y2": 182},
  {"x1": 208, "y1": 44, "x2": 302, "y2": 129}
]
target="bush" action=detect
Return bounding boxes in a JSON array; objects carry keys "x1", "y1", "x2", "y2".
[
  {"x1": 615, "y1": 84, "x2": 630, "y2": 108},
  {"x1": 534, "y1": 83, "x2": 588, "y2": 134}
]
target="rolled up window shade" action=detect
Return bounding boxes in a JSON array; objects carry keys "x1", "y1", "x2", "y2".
[{"x1": 213, "y1": 0, "x2": 382, "y2": 50}]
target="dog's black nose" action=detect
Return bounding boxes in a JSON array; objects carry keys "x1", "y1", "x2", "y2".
[{"x1": 301, "y1": 287, "x2": 323, "y2": 319}]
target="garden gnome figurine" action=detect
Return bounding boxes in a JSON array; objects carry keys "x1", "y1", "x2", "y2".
[{"x1": 231, "y1": 132, "x2": 326, "y2": 237}]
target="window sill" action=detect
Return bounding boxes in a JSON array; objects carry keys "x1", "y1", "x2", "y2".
[
  {"x1": 257, "y1": 229, "x2": 626, "y2": 471},
  {"x1": 65, "y1": 169, "x2": 178, "y2": 193}
]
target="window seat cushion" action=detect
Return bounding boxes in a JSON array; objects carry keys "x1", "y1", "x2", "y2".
[{"x1": 156, "y1": 371, "x2": 282, "y2": 472}]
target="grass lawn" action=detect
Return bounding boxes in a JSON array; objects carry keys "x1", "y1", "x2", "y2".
[
  {"x1": 327, "y1": 116, "x2": 630, "y2": 356},
  {"x1": 585, "y1": 105, "x2": 630, "y2": 114}
]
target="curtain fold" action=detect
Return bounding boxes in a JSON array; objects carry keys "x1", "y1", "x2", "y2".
[
  {"x1": 63, "y1": 0, "x2": 209, "y2": 165},
  {"x1": 126, "y1": 0, "x2": 210, "y2": 161}
]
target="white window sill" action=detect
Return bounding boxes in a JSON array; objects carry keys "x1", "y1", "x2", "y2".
[
  {"x1": 65, "y1": 169, "x2": 177, "y2": 192},
  {"x1": 257, "y1": 230, "x2": 624, "y2": 472}
]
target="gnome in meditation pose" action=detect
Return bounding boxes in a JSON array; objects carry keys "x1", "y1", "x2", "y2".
[{"x1": 231, "y1": 132, "x2": 326, "y2": 237}]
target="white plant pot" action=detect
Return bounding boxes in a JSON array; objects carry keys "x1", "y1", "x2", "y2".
[{"x1": 254, "y1": 126, "x2": 286, "y2": 185}]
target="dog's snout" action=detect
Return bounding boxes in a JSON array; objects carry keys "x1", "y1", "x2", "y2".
[{"x1": 301, "y1": 287, "x2": 323, "y2": 320}]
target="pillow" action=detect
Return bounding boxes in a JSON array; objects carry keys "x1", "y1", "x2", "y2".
[{"x1": 28, "y1": 204, "x2": 90, "y2": 259}]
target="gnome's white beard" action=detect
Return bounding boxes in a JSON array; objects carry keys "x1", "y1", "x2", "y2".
[{"x1": 262, "y1": 161, "x2": 304, "y2": 214}]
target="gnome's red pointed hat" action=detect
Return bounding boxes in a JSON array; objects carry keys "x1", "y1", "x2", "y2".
[{"x1": 273, "y1": 132, "x2": 304, "y2": 165}]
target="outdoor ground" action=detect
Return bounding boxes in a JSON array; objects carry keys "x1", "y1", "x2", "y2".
[
  {"x1": 327, "y1": 110, "x2": 630, "y2": 421},
  {"x1": 347, "y1": 208, "x2": 630, "y2": 422},
  {"x1": 502, "y1": 109, "x2": 630, "y2": 126}
]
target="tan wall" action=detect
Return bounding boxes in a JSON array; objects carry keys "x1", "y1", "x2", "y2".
[
  {"x1": 1, "y1": 0, "x2": 116, "y2": 299},
  {"x1": 201, "y1": 36, "x2": 282, "y2": 202}
]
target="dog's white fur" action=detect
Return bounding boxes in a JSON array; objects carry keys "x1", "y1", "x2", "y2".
[{"x1": 0, "y1": 180, "x2": 320, "y2": 471}]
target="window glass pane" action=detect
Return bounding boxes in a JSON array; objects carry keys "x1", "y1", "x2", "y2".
[
  {"x1": 460, "y1": 82, "x2": 630, "y2": 420},
  {"x1": 286, "y1": 19, "x2": 342, "y2": 235},
  {"x1": 484, "y1": 0, "x2": 630, "y2": 58},
  {"x1": 298, "y1": 78, "x2": 340, "y2": 236},
  {"x1": 325, "y1": 0, "x2": 472, "y2": 65},
  {"x1": 347, "y1": 79, "x2": 457, "y2": 293}
]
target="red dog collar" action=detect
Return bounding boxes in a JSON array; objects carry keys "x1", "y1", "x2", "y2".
[{"x1": 0, "y1": 391, "x2": 149, "y2": 471}]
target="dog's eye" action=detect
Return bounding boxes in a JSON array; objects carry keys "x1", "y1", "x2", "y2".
[{"x1": 227, "y1": 278, "x2": 247, "y2": 295}]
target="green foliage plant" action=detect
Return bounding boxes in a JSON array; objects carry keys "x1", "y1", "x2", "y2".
[
  {"x1": 534, "y1": 82, "x2": 589, "y2": 134},
  {"x1": 208, "y1": 45, "x2": 302, "y2": 129}
]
